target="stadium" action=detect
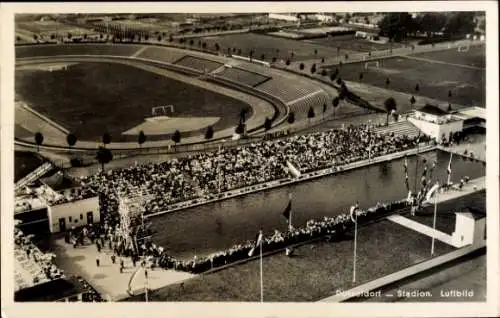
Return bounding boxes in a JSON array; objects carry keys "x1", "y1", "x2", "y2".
[{"x1": 11, "y1": 11, "x2": 490, "y2": 304}]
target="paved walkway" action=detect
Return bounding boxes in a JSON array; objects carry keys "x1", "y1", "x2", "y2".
[
  {"x1": 52, "y1": 238, "x2": 195, "y2": 301},
  {"x1": 439, "y1": 134, "x2": 486, "y2": 163},
  {"x1": 387, "y1": 215, "x2": 454, "y2": 246}
]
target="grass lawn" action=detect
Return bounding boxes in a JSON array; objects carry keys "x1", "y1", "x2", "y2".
[
  {"x1": 125, "y1": 216, "x2": 457, "y2": 302},
  {"x1": 14, "y1": 151, "x2": 44, "y2": 182},
  {"x1": 303, "y1": 35, "x2": 405, "y2": 54},
  {"x1": 15, "y1": 61, "x2": 249, "y2": 142},
  {"x1": 413, "y1": 45, "x2": 485, "y2": 68},
  {"x1": 15, "y1": 44, "x2": 143, "y2": 59},
  {"x1": 328, "y1": 54, "x2": 485, "y2": 107},
  {"x1": 199, "y1": 33, "x2": 338, "y2": 62}
]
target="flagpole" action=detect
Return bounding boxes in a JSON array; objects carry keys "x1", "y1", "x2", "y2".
[
  {"x1": 260, "y1": 238, "x2": 263, "y2": 303},
  {"x1": 447, "y1": 153, "x2": 453, "y2": 185},
  {"x1": 288, "y1": 193, "x2": 293, "y2": 231},
  {"x1": 144, "y1": 268, "x2": 149, "y2": 302},
  {"x1": 431, "y1": 191, "x2": 438, "y2": 256},
  {"x1": 352, "y1": 215, "x2": 358, "y2": 283}
]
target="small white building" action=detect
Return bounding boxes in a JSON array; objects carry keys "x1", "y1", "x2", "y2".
[
  {"x1": 15, "y1": 184, "x2": 100, "y2": 234},
  {"x1": 268, "y1": 13, "x2": 300, "y2": 22},
  {"x1": 408, "y1": 104, "x2": 464, "y2": 143},
  {"x1": 452, "y1": 208, "x2": 486, "y2": 248}
]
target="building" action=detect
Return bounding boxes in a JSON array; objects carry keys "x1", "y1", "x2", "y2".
[
  {"x1": 268, "y1": 13, "x2": 299, "y2": 22},
  {"x1": 15, "y1": 278, "x2": 91, "y2": 302},
  {"x1": 408, "y1": 104, "x2": 464, "y2": 143},
  {"x1": 452, "y1": 207, "x2": 486, "y2": 248},
  {"x1": 15, "y1": 181, "x2": 100, "y2": 234}
]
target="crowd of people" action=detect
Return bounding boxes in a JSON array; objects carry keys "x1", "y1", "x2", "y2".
[
  {"x1": 154, "y1": 198, "x2": 409, "y2": 274},
  {"x1": 78, "y1": 124, "x2": 426, "y2": 218}
]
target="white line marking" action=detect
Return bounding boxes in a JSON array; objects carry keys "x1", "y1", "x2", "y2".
[{"x1": 131, "y1": 46, "x2": 149, "y2": 58}]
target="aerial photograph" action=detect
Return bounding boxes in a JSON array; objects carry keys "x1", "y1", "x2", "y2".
[{"x1": 8, "y1": 10, "x2": 491, "y2": 306}]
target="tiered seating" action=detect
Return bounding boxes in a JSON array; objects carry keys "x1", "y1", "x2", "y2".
[
  {"x1": 16, "y1": 44, "x2": 143, "y2": 59},
  {"x1": 373, "y1": 120, "x2": 421, "y2": 139},
  {"x1": 217, "y1": 67, "x2": 271, "y2": 87},
  {"x1": 173, "y1": 55, "x2": 223, "y2": 73},
  {"x1": 287, "y1": 91, "x2": 330, "y2": 115},
  {"x1": 135, "y1": 46, "x2": 187, "y2": 64},
  {"x1": 16, "y1": 162, "x2": 53, "y2": 191},
  {"x1": 256, "y1": 76, "x2": 315, "y2": 103}
]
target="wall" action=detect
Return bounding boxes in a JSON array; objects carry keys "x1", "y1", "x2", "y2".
[
  {"x1": 437, "y1": 120, "x2": 464, "y2": 141},
  {"x1": 48, "y1": 196, "x2": 100, "y2": 233},
  {"x1": 473, "y1": 218, "x2": 486, "y2": 247},
  {"x1": 408, "y1": 117, "x2": 463, "y2": 142}
]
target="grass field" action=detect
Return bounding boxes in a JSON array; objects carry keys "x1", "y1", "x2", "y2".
[
  {"x1": 303, "y1": 34, "x2": 405, "y2": 54},
  {"x1": 14, "y1": 151, "x2": 44, "y2": 182},
  {"x1": 413, "y1": 45, "x2": 485, "y2": 68},
  {"x1": 125, "y1": 192, "x2": 484, "y2": 302},
  {"x1": 199, "y1": 33, "x2": 339, "y2": 61},
  {"x1": 328, "y1": 51, "x2": 485, "y2": 107},
  {"x1": 16, "y1": 21, "x2": 94, "y2": 36},
  {"x1": 15, "y1": 62, "x2": 250, "y2": 142}
]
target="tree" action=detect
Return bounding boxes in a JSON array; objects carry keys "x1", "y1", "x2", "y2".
[
  {"x1": 264, "y1": 117, "x2": 272, "y2": 132},
  {"x1": 169, "y1": 34, "x2": 174, "y2": 42},
  {"x1": 285, "y1": 59, "x2": 290, "y2": 66},
  {"x1": 443, "y1": 12, "x2": 475, "y2": 36},
  {"x1": 344, "y1": 53, "x2": 349, "y2": 60},
  {"x1": 332, "y1": 97, "x2": 340, "y2": 117},
  {"x1": 287, "y1": 112, "x2": 295, "y2": 124},
  {"x1": 321, "y1": 69, "x2": 327, "y2": 76},
  {"x1": 157, "y1": 35, "x2": 162, "y2": 42},
  {"x1": 378, "y1": 12, "x2": 416, "y2": 42},
  {"x1": 415, "y1": 83, "x2": 420, "y2": 92},
  {"x1": 321, "y1": 57, "x2": 325, "y2": 63},
  {"x1": 310, "y1": 64, "x2": 317, "y2": 74},
  {"x1": 235, "y1": 122, "x2": 245, "y2": 135},
  {"x1": 171, "y1": 130, "x2": 181, "y2": 150},
  {"x1": 336, "y1": 77, "x2": 343, "y2": 85},
  {"x1": 330, "y1": 68, "x2": 339, "y2": 81},
  {"x1": 272, "y1": 57, "x2": 277, "y2": 63},
  {"x1": 359, "y1": 72, "x2": 364, "y2": 80},
  {"x1": 448, "y1": 90, "x2": 452, "y2": 98},
  {"x1": 16, "y1": 36, "x2": 21, "y2": 42},
  {"x1": 66, "y1": 133, "x2": 77, "y2": 149},
  {"x1": 384, "y1": 97, "x2": 397, "y2": 126},
  {"x1": 96, "y1": 146, "x2": 113, "y2": 171},
  {"x1": 239, "y1": 107, "x2": 250, "y2": 123},
  {"x1": 34, "y1": 132, "x2": 44, "y2": 152},
  {"x1": 414, "y1": 12, "x2": 447, "y2": 35},
  {"x1": 102, "y1": 132, "x2": 111, "y2": 147},
  {"x1": 314, "y1": 49, "x2": 318, "y2": 57},
  {"x1": 307, "y1": 107, "x2": 315, "y2": 120},
  {"x1": 260, "y1": 53, "x2": 265, "y2": 61},
  {"x1": 323, "y1": 103, "x2": 327, "y2": 113},
  {"x1": 189, "y1": 39, "x2": 194, "y2": 46},
  {"x1": 447, "y1": 103, "x2": 453, "y2": 112},
  {"x1": 385, "y1": 77, "x2": 390, "y2": 88},
  {"x1": 410, "y1": 95, "x2": 416, "y2": 105},
  {"x1": 205, "y1": 125, "x2": 214, "y2": 140},
  {"x1": 215, "y1": 43, "x2": 220, "y2": 51},
  {"x1": 67, "y1": 32, "x2": 72, "y2": 39},
  {"x1": 299, "y1": 63, "x2": 305, "y2": 70},
  {"x1": 138, "y1": 130, "x2": 146, "y2": 149}
]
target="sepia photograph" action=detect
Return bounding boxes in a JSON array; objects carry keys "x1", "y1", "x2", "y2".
[{"x1": 1, "y1": 2, "x2": 499, "y2": 318}]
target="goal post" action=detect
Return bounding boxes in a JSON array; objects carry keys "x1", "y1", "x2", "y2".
[
  {"x1": 457, "y1": 45, "x2": 470, "y2": 53},
  {"x1": 364, "y1": 61, "x2": 380, "y2": 70},
  {"x1": 151, "y1": 105, "x2": 175, "y2": 117}
]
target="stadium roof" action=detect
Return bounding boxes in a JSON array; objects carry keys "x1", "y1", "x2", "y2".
[
  {"x1": 14, "y1": 278, "x2": 89, "y2": 302},
  {"x1": 418, "y1": 104, "x2": 449, "y2": 116},
  {"x1": 454, "y1": 106, "x2": 486, "y2": 121}
]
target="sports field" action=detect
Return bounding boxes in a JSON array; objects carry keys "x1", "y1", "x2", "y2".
[
  {"x1": 329, "y1": 48, "x2": 485, "y2": 107},
  {"x1": 303, "y1": 34, "x2": 405, "y2": 54},
  {"x1": 15, "y1": 62, "x2": 250, "y2": 142},
  {"x1": 199, "y1": 33, "x2": 338, "y2": 61}
]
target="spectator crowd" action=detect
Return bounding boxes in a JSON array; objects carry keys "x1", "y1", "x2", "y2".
[{"x1": 78, "y1": 124, "x2": 428, "y2": 218}]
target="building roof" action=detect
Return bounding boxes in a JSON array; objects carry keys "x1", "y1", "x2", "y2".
[
  {"x1": 14, "y1": 278, "x2": 88, "y2": 302},
  {"x1": 456, "y1": 207, "x2": 486, "y2": 220},
  {"x1": 454, "y1": 106, "x2": 486, "y2": 121},
  {"x1": 418, "y1": 104, "x2": 449, "y2": 116}
]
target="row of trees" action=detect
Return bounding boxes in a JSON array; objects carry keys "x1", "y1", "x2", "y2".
[{"x1": 378, "y1": 12, "x2": 479, "y2": 42}]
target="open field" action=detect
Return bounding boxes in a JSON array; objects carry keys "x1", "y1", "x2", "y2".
[
  {"x1": 328, "y1": 51, "x2": 485, "y2": 107},
  {"x1": 199, "y1": 33, "x2": 339, "y2": 61},
  {"x1": 303, "y1": 34, "x2": 405, "y2": 54},
  {"x1": 15, "y1": 61, "x2": 250, "y2": 142},
  {"x1": 14, "y1": 151, "x2": 44, "y2": 182},
  {"x1": 413, "y1": 45, "x2": 485, "y2": 68},
  {"x1": 16, "y1": 21, "x2": 95, "y2": 36}
]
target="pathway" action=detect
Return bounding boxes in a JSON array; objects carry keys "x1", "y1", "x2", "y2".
[
  {"x1": 51, "y1": 238, "x2": 195, "y2": 301},
  {"x1": 387, "y1": 215, "x2": 454, "y2": 246},
  {"x1": 401, "y1": 54, "x2": 485, "y2": 71}
]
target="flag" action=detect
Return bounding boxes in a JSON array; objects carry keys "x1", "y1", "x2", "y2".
[
  {"x1": 248, "y1": 230, "x2": 264, "y2": 257},
  {"x1": 425, "y1": 182, "x2": 440, "y2": 202},
  {"x1": 447, "y1": 153, "x2": 453, "y2": 184},
  {"x1": 405, "y1": 170, "x2": 409, "y2": 191},
  {"x1": 282, "y1": 194, "x2": 292, "y2": 221},
  {"x1": 406, "y1": 190, "x2": 413, "y2": 203},
  {"x1": 350, "y1": 204, "x2": 359, "y2": 223},
  {"x1": 286, "y1": 161, "x2": 302, "y2": 178},
  {"x1": 404, "y1": 156, "x2": 408, "y2": 174}
]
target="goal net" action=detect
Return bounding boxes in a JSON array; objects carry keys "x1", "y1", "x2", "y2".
[
  {"x1": 151, "y1": 105, "x2": 174, "y2": 117},
  {"x1": 364, "y1": 61, "x2": 380, "y2": 69},
  {"x1": 457, "y1": 45, "x2": 470, "y2": 53}
]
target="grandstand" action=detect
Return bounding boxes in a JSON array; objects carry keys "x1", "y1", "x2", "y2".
[
  {"x1": 15, "y1": 43, "x2": 144, "y2": 59},
  {"x1": 217, "y1": 67, "x2": 271, "y2": 87},
  {"x1": 173, "y1": 55, "x2": 224, "y2": 73},
  {"x1": 135, "y1": 46, "x2": 187, "y2": 64}
]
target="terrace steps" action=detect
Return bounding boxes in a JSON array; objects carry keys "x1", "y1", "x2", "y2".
[{"x1": 373, "y1": 121, "x2": 421, "y2": 139}]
